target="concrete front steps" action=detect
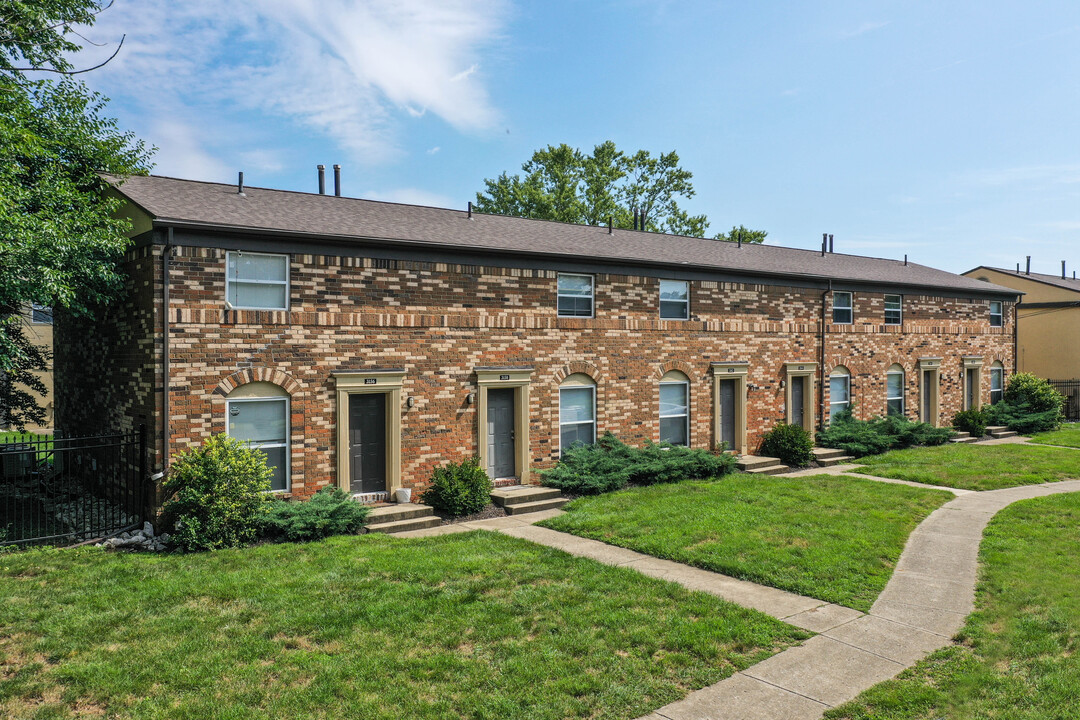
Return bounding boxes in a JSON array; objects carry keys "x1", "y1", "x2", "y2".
[
  {"x1": 364, "y1": 503, "x2": 441, "y2": 534},
  {"x1": 737, "y1": 455, "x2": 790, "y2": 475},
  {"x1": 986, "y1": 425, "x2": 1018, "y2": 439},
  {"x1": 491, "y1": 485, "x2": 568, "y2": 515},
  {"x1": 950, "y1": 431, "x2": 979, "y2": 444},
  {"x1": 813, "y1": 447, "x2": 856, "y2": 467}
]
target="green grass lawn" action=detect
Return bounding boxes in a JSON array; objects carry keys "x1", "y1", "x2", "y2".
[
  {"x1": 538, "y1": 475, "x2": 952, "y2": 611},
  {"x1": 0, "y1": 531, "x2": 807, "y2": 720},
  {"x1": 827, "y1": 490, "x2": 1080, "y2": 719},
  {"x1": 857, "y1": 443, "x2": 1080, "y2": 491},
  {"x1": 1029, "y1": 423, "x2": 1080, "y2": 448}
]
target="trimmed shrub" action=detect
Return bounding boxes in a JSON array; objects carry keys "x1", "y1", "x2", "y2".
[
  {"x1": 952, "y1": 408, "x2": 988, "y2": 438},
  {"x1": 421, "y1": 457, "x2": 493, "y2": 517},
  {"x1": 262, "y1": 487, "x2": 370, "y2": 541},
  {"x1": 541, "y1": 432, "x2": 736, "y2": 495},
  {"x1": 162, "y1": 434, "x2": 273, "y2": 552},
  {"x1": 985, "y1": 373, "x2": 1064, "y2": 434},
  {"x1": 758, "y1": 422, "x2": 814, "y2": 467},
  {"x1": 817, "y1": 411, "x2": 953, "y2": 458}
]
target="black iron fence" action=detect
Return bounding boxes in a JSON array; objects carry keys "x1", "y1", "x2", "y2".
[
  {"x1": 0, "y1": 427, "x2": 147, "y2": 546},
  {"x1": 1048, "y1": 380, "x2": 1080, "y2": 422}
]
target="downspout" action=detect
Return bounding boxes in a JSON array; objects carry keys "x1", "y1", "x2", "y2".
[
  {"x1": 1013, "y1": 294, "x2": 1019, "y2": 374},
  {"x1": 820, "y1": 280, "x2": 831, "y2": 431},
  {"x1": 162, "y1": 227, "x2": 172, "y2": 471}
]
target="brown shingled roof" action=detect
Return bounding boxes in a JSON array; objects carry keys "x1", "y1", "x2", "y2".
[
  {"x1": 968, "y1": 266, "x2": 1080, "y2": 294},
  {"x1": 108, "y1": 174, "x2": 1019, "y2": 297}
]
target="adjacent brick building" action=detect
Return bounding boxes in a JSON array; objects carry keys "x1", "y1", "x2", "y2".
[{"x1": 55, "y1": 175, "x2": 1020, "y2": 503}]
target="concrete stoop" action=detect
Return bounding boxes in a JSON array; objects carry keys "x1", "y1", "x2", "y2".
[
  {"x1": 737, "y1": 455, "x2": 790, "y2": 475},
  {"x1": 986, "y1": 425, "x2": 1017, "y2": 439},
  {"x1": 950, "y1": 431, "x2": 979, "y2": 444},
  {"x1": 364, "y1": 503, "x2": 441, "y2": 534},
  {"x1": 812, "y1": 447, "x2": 856, "y2": 467},
  {"x1": 490, "y1": 485, "x2": 568, "y2": 515}
]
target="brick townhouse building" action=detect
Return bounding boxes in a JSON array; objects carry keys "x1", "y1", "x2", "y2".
[{"x1": 55, "y1": 174, "x2": 1019, "y2": 503}]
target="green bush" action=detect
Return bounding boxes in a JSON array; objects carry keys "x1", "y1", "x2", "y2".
[
  {"x1": 985, "y1": 373, "x2": 1064, "y2": 434},
  {"x1": 952, "y1": 408, "x2": 988, "y2": 438},
  {"x1": 541, "y1": 433, "x2": 736, "y2": 495},
  {"x1": 263, "y1": 487, "x2": 370, "y2": 541},
  {"x1": 421, "y1": 457, "x2": 493, "y2": 517},
  {"x1": 162, "y1": 434, "x2": 273, "y2": 552},
  {"x1": 817, "y1": 410, "x2": 953, "y2": 458},
  {"x1": 758, "y1": 422, "x2": 814, "y2": 466}
]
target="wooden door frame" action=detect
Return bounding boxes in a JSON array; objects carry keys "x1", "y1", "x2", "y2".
[
  {"x1": 476, "y1": 367, "x2": 533, "y2": 482},
  {"x1": 784, "y1": 361, "x2": 817, "y2": 438},
  {"x1": 334, "y1": 369, "x2": 405, "y2": 496},
  {"x1": 711, "y1": 362, "x2": 748, "y2": 455},
  {"x1": 918, "y1": 358, "x2": 942, "y2": 427},
  {"x1": 962, "y1": 356, "x2": 984, "y2": 410}
]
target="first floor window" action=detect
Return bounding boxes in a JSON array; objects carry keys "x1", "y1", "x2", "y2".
[
  {"x1": 559, "y1": 383, "x2": 596, "y2": 452},
  {"x1": 989, "y1": 300, "x2": 1003, "y2": 327},
  {"x1": 829, "y1": 367, "x2": 851, "y2": 422},
  {"x1": 557, "y1": 273, "x2": 594, "y2": 317},
  {"x1": 886, "y1": 366, "x2": 904, "y2": 416},
  {"x1": 659, "y1": 280, "x2": 689, "y2": 320},
  {"x1": 990, "y1": 364, "x2": 1004, "y2": 404},
  {"x1": 227, "y1": 251, "x2": 289, "y2": 310},
  {"x1": 659, "y1": 380, "x2": 689, "y2": 445},
  {"x1": 227, "y1": 396, "x2": 290, "y2": 491},
  {"x1": 884, "y1": 294, "x2": 902, "y2": 325},
  {"x1": 833, "y1": 291, "x2": 853, "y2": 324}
]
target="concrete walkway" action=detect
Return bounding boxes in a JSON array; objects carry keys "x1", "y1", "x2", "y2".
[{"x1": 632, "y1": 478, "x2": 1080, "y2": 720}]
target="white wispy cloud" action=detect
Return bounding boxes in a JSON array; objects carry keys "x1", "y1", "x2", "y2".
[
  {"x1": 77, "y1": 0, "x2": 506, "y2": 176},
  {"x1": 839, "y1": 20, "x2": 890, "y2": 39}
]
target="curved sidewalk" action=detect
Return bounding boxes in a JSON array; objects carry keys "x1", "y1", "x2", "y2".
[{"x1": 497, "y1": 479, "x2": 1080, "y2": 720}]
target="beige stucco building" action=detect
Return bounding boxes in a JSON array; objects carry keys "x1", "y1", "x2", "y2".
[{"x1": 964, "y1": 265, "x2": 1080, "y2": 380}]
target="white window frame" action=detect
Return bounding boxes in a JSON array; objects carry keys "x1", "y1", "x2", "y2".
[
  {"x1": 659, "y1": 380, "x2": 690, "y2": 446},
  {"x1": 30, "y1": 303, "x2": 53, "y2": 325},
  {"x1": 226, "y1": 396, "x2": 290, "y2": 492},
  {"x1": 659, "y1": 280, "x2": 690, "y2": 320},
  {"x1": 884, "y1": 294, "x2": 902, "y2": 326},
  {"x1": 833, "y1": 291, "x2": 853, "y2": 325},
  {"x1": 829, "y1": 369, "x2": 851, "y2": 422},
  {"x1": 990, "y1": 365, "x2": 1004, "y2": 404},
  {"x1": 226, "y1": 251, "x2": 290, "y2": 311},
  {"x1": 558, "y1": 385, "x2": 596, "y2": 453},
  {"x1": 886, "y1": 368, "x2": 905, "y2": 416},
  {"x1": 989, "y1": 300, "x2": 1003, "y2": 327},
  {"x1": 557, "y1": 273, "x2": 595, "y2": 318}
]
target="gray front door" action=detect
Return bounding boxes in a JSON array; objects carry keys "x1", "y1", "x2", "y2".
[
  {"x1": 966, "y1": 368, "x2": 977, "y2": 409},
  {"x1": 791, "y1": 376, "x2": 805, "y2": 428},
  {"x1": 349, "y1": 393, "x2": 386, "y2": 494},
  {"x1": 719, "y1": 379, "x2": 736, "y2": 451},
  {"x1": 487, "y1": 388, "x2": 516, "y2": 478},
  {"x1": 922, "y1": 371, "x2": 934, "y2": 423}
]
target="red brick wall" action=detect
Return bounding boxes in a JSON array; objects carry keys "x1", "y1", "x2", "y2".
[{"x1": 138, "y1": 246, "x2": 1012, "y2": 498}]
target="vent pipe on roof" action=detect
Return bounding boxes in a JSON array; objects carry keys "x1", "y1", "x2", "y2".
[
  {"x1": 467, "y1": 201, "x2": 472, "y2": 219},
  {"x1": 334, "y1": 164, "x2": 341, "y2": 197},
  {"x1": 1016, "y1": 262, "x2": 1020, "y2": 273},
  {"x1": 237, "y1": 171, "x2": 245, "y2": 196},
  {"x1": 829, "y1": 234, "x2": 834, "y2": 253},
  {"x1": 608, "y1": 216, "x2": 613, "y2": 234},
  {"x1": 904, "y1": 254, "x2": 908, "y2": 266},
  {"x1": 1063, "y1": 260, "x2": 1067, "y2": 279},
  {"x1": 640, "y1": 209, "x2": 646, "y2": 231},
  {"x1": 632, "y1": 208, "x2": 638, "y2": 231},
  {"x1": 317, "y1": 165, "x2": 326, "y2": 195},
  {"x1": 1026, "y1": 256, "x2": 1031, "y2": 275},
  {"x1": 821, "y1": 233, "x2": 827, "y2": 256}
]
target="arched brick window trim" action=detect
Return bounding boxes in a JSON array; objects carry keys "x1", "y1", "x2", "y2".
[
  {"x1": 213, "y1": 367, "x2": 304, "y2": 397},
  {"x1": 552, "y1": 361, "x2": 603, "y2": 385},
  {"x1": 654, "y1": 359, "x2": 696, "y2": 382}
]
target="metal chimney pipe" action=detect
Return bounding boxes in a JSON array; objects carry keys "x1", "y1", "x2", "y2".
[
  {"x1": 904, "y1": 254, "x2": 908, "y2": 266},
  {"x1": 633, "y1": 209, "x2": 638, "y2": 231},
  {"x1": 821, "y1": 233, "x2": 827, "y2": 256},
  {"x1": 1026, "y1": 256, "x2": 1031, "y2": 275},
  {"x1": 467, "y1": 201, "x2": 472, "y2": 219},
  {"x1": 237, "y1": 171, "x2": 245, "y2": 196},
  {"x1": 829, "y1": 234, "x2": 834, "y2": 253},
  {"x1": 1063, "y1": 260, "x2": 1067, "y2": 279},
  {"x1": 317, "y1": 165, "x2": 326, "y2": 194},
  {"x1": 333, "y1": 164, "x2": 341, "y2": 196},
  {"x1": 608, "y1": 216, "x2": 613, "y2": 234}
]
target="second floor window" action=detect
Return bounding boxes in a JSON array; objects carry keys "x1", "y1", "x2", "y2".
[
  {"x1": 31, "y1": 303, "x2": 53, "y2": 325},
  {"x1": 557, "y1": 273, "x2": 594, "y2": 317},
  {"x1": 989, "y1": 300, "x2": 1003, "y2": 327},
  {"x1": 884, "y1": 294, "x2": 902, "y2": 325},
  {"x1": 659, "y1": 280, "x2": 689, "y2": 320},
  {"x1": 227, "y1": 251, "x2": 289, "y2": 310},
  {"x1": 833, "y1": 292, "x2": 853, "y2": 324}
]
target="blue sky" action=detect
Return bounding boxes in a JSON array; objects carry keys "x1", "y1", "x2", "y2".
[{"x1": 79, "y1": 1, "x2": 1080, "y2": 275}]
